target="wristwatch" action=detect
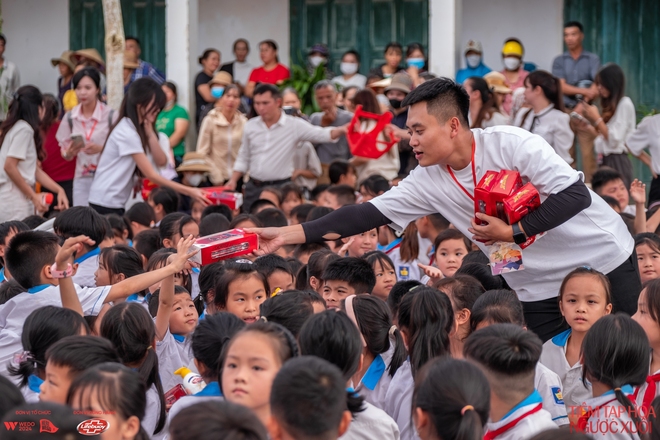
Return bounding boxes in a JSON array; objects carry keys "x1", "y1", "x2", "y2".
[
  {"x1": 512, "y1": 222, "x2": 527, "y2": 245},
  {"x1": 50, "y1": 263, "x2": 73, "y2": 279}
]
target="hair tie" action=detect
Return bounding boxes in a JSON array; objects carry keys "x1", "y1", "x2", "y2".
[
  {"x1": 461, "y1": 405, "x2": 474, "y2": 415},
  {"x1": 388, "y1": 325, "x2": 397, "y2": 337},
  {"x1": 260, "y1": 316, "x2": 268, "y2": 322},
  {"x1": 614, "y1": 387, "x2": 622, "y2": 392},
  {"x1": 13, "y1": 351, "x2": 30, "y2": 364},
  {"x1": 147, "y1": 346, "x2": 152, "y2": 350}
]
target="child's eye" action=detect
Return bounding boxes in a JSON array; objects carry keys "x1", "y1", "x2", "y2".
[
  {"x1": 236, "y1": 298, "x2": 244, "y2": 303},
  {"x1": 252, "y1": 365, "x2": 263, "y2": 371},
  {"x1": 174, "y1": 306, "x2": 181, "y2": 311},
  {"x1": 226, "y1": 362, "x2": 237, "y2": 369},
  {"x1": 567, "y1": 299, "x2": 576, "y2": 303},
  {"x1": 588, "y1": 300, "x2": 596, "y2": 304}
]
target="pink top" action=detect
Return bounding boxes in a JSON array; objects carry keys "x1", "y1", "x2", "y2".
[
  {"x1": 500, "y1": 68, "x2": 528, "y2": 116},
  {"x1": 56, "y1": 100, "x2": 117, "y2": 179}
]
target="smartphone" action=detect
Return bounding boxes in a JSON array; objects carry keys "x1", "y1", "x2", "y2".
[{"x1": 70, "y1": 134, "x2": 84, "y2": 148}]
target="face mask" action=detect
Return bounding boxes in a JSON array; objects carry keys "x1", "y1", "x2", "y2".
[
  {"x1": 389, "y1": 99, "x2": 403, "y2": 109},
  {"x1": 211, "y1": 86, "x2": 225, "y2": 99},
  {"x1": 340, "y1": 62, "x2": 359, "y2": 75},
  {"x1": 187, "y1": 174, "x2": 204, "y2": 187},
  {"x1": 309, "y1": 56, "x2": 325, "y2": 67},
  {"x1": 407, "y1": 58, "x2": 425, "y2": 70},
  {"x1": 503, "y1": 57, "x2": 521, "y2": 71},
  {"x1": 466, "y1": 54, "x2": 481, "y2": 68}
]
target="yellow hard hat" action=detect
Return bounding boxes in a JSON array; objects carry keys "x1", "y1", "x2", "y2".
[{"x1": 502, "y1": 41, "x2": 523, "y2": 57}]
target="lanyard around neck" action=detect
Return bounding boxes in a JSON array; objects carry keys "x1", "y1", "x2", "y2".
[{"x1": 446, "y1": 138, "x2": 476, "y2": 201}]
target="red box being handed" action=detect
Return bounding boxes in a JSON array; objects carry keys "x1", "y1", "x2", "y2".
[
  {"x1": 190, "y1": 229, "x2": 259, "y2": 266},
  {"x1": 202, "y1": 187, "x2": 243, "y2": 210},
  {"x1": 474, "y1": 171, "x2": 499, "y2": 222},
  {"x1": 503, "y1": 183, "x2": 541, "y2": 225}
]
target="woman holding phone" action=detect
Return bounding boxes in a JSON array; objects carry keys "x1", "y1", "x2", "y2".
[{"x1": 57, "y1": 67, "x2": 117, "y2": 206}]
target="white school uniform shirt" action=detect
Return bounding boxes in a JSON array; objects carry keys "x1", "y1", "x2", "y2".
[
  {"x1": 580, "y1": 385, "x2": 641, "y2": 440},
  {"x1": 72, "y1": 247, "x2": 100, "y2": 287},
  {"x1": 0, "y1": 284, "x2": 110, "y2": 382},
  {"x1": 514, "y1": 105, "x2": 574, "y2": 164},
  {"x1": 535, "y1": 361, "x2": 569, "y2": 426},
  {"x1": 483, "y1": 390, "x2": 557, "y2": 440},
  {"x1": 594, "y1": 97, "x2": 636, "y2": 156},
  {"x1": 540, "y1": 329, "x2": 592, "y2": 408},
  {"x1": 88, "y1": 118, "x2": 145, "y2": 209},
  {"x1": 167, "y1": 382, "x2": 223, "y2": 426},
  {"x1": 369, "y1": 126, "x2": 633, "y2": 303},
  {"x1": 143, "y1": 384, "x2": 166, "y2": 440},
  {"x1": 340, "y1": 401, "x2": 400, "y2": 440},
  {"x1": 381, "y1": 239, "x2": 422, "y2": 282},
  {"x1": 633, "y1": 365, "x2": 660, "y2": 414},
  {"x1": 354, "y1": 341, "x2": 396, "y2": 410},
  {"x1": 626, "y1": 113, "x2": 660, "y2": 175},
  {"x1": 156, "y1": 328, "x2": 195, "y2": 393},
  {"x1": 383, "y1": 360, "x2": 419, "y2": 440}
]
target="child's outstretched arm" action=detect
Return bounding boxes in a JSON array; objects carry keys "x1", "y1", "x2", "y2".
[
  {"x1": 57, "y1": 236, "x2": 96, "y2": 316},
  {"x1": 154, "y1": 273, "x2": 174, "y2": 341},
  {"x1": 105, "y1": 235, "x2": 198, "y2": 304}
]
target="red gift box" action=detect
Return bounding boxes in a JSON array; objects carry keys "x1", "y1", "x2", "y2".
[
  {"x1": 346, "y1": 105, "x2": 399, "y2": 159},
  {"x1": 202, "y1": 187, "x2": 243, "y2": 210},
  {"x1": 503, "y1": 183, "x2": 541, "y2": 225},
  {"x1": 475, "y1": 171, "x2": 499, "y2": 222},
  {"x1": 190, "y1": 229, "x2": 259, "y2": 266},
  {"x1": 489, "y1": 170, "x2": 523, "y2": 221}
]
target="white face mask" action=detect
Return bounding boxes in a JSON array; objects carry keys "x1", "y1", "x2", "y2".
[
  {"x1": 309, "y1": 56, "x2": 325, "y2": 67},
  {"x1": 466, "y1": 54, "x2": 481, "y2": 68},
  {"x1": 187, "y1": 174, "x2": 204, "y2": 187},
  {"x1": 503, "y1": 57, "x2": 521, "y2": 71},
  {"x1": 340, "y1": 62, "x2": 359, "y2": 75}
]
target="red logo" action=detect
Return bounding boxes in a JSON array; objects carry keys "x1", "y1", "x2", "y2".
[
  {"x1": 77, "y1": 419, "x2": 109, "y2": 435},
  {"x1": 40, "y1": 419, "x2": 58, "y2": 433},
  {"x1": 4, "y1": 422, "x2": 17, "y2": 431}
]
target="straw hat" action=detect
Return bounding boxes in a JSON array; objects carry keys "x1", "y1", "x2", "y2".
[
  {"x1": 385, "y1": 73, "x2": 413, "y2": 94},
  {"x1": 484, "y1": 71, "x2": 512, "y2": 94},
  {"x1": 124, "y1": 50, "x2": 139, "y2": 70},
  {"x1": 209, "y1": 71, "x2": 233, "y2": 86},
  {"x1": 50, "y1": 50, "x2": 75, "y2": 72},
  {"x1": 72, "y1": 48, "x2": 105, "y2": 68},
  {"x1": 368, "y1": 77, "x2": 392, "y2": 89},
  {"x1": 176, "y1": 152, "x2": 212, "y2": 173}
]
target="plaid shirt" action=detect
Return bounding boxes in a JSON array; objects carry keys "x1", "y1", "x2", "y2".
[{"x1": 130, "y1": 60, "x2": 165, "y2": 84}]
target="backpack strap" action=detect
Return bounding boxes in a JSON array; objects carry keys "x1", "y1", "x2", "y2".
[
  {"x1": 67, "y1": 111, "x2": 73, "y2": 131},
  {"x1": 108, "y1": 109, "x2": 115, "y2": 127}
]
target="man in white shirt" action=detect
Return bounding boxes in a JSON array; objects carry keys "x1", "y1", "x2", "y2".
[
  {"x1": 249, "y1": 77, "x2": 640, "y2": 342},
  {"x1": 227, "y1": 84, "x2": 347, "y2": 211}
]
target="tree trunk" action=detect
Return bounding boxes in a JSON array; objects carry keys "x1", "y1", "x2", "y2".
[{"x1": 102, "y1": 0, "x2": 125, "y2": 110}]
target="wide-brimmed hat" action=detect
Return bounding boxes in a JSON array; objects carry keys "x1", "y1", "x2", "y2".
[
  {"x1": 72, "y1": 48, "x2": 105, "y2": 68},
  {"x1": 124, "y1": 50, "x2": 139, "y2": 70},
  {"x1": 368, "y1": 77, "x2": 391, "y2": 89},
  {"x1": 176, "y1": 152, "x2": 212, "y2": 173},
  {"x1": 209, "y1": 71, "x2": 233, "y2": 86},
  {"x1": 50, "y1": 50, "x2": 75, "y2": 72},
  {"x1": 484, "y1": 71, "x2": 512, "y2": 94},
  {"x1": 385, "y1": 73, "x2": 413, "y2": 94}
]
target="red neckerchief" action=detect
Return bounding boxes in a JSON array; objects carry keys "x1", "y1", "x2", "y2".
[
  {"x1": 574, "y1": 398, "x2": 617, "y2": 433},
  {"x1": 633, "y1": 373, "x2": 660, "y2": 414}
]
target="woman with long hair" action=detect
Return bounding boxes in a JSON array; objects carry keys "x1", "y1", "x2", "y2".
[
  {"x1": 156, "y1": 81, "x2": 190, "y2": 166},
  {"x1": 464, "y1": 76, "x2": 508, "y2": 129},
  {"x1": 194, "y1": 48, "x2": 220, "y2": 126},
  {"x1": 0, "y1": 86, "x2": 68, "y2": 221}
]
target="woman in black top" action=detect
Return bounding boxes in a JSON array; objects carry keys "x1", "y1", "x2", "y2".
[
  {"x1": 369, "y1": 42, "x2": 405, "y2": 79},
  {"x1": 194, "y1": 49, "x2": 220, "y2": 126}
]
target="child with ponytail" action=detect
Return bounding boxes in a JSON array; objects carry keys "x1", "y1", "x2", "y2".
[
  {"x1": 95, "y1": 245, "x2": 148, "y2": 303},
  {"x1": 632, "y1": 278, "x2": 660, "y2": 415}
]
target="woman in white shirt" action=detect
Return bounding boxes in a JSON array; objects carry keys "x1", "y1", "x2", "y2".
[
  {"x1": 514, "y1": 70, "x2": 574, "y2": 164},
  {"x1": 581, "y1": 63, "x2": 636, "y2": 188},
  {"x1": 332, "y1": 50, "x2": 367, "y2": 90},
  {"x1": 88, "y1": 78, "x2": 209, "y2": 216},
  {"x1": 463, "y1": 76, "x2": 509, "y2": 129},
  {"x1": 0, "y1": 86, "x2": 68, "y2": 221}
]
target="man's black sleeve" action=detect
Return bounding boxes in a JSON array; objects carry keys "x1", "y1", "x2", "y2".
[
  {"x1": 520, "y1": 180, "x2": 592, "y2": 237},
  {"x1": 301, "y1": 203, "x2": 391, "y2": 242}
]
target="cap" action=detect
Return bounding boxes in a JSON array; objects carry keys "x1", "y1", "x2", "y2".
[
  {"x1": 385, "y1": 73, "x2": 413, "y2": 94},
  {"x1": 209, "y1": 71, "x2": 233, "y2": 86},
  {"x1": 464, "y1": 40, "x2": 483, "y2": 54},
  {"x1": 308, "y1": 43, "x2": 329, "y2": 56},
  {"x1": 484, "y1": 71, "x2": 512, "y2": 94},
  {"x1": 502, "y1": 40, "x2": 523, "y2": 57}
]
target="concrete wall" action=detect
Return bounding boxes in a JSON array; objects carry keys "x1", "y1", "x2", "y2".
[{"x1": 4, "y1": 0, "x2": 69, "y2": 95}]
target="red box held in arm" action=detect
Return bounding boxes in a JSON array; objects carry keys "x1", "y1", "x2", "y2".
[
  {"x1": 474, "y1": 170, "x2": 540, "y2": 226},
  {"x1": 503, "y1": 183, "x2": 541, "y2": 225},
  {"x1": 190, "y1": 229, "x2": 259, "y2": 266},
  {"x1": 475, "y1": 171, "x2": 499, "y2": 222}
]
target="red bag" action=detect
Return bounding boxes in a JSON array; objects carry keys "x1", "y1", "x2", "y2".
[
  {"x1": 141, "y1": 179, "x2": 158, "y2": 201},
  {"x1": 347, "y1": 105, "x2": 399, "y2": 159}
]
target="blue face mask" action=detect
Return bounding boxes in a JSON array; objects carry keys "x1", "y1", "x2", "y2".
[
  {"x1": 211, "y1": 86, "x2": 225, "y2": 99},
  {"x1": 407, "y1": 58, "x2": 425, "y2": 70}
]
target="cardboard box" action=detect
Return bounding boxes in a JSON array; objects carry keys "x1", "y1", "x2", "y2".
[
  {"x1": 202, "y1": 187, "x2": 243, "y2": 210},
  {"x1": 503, "y1": 183, "x2": 541, "y2": 225},
  {"x1": 189, "y1": 229, "x2": 258, "y2": 266},
  {"x1": 474, "y1": 170, "x2": 500, "y2": 223}
]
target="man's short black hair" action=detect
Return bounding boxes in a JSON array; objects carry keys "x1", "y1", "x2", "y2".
[
  {"x1": 199, "y1": 213, "x2": 230, "y2": 236},
  {"x1": 201, "y1": 204, "x2": 232, "y2": 222},
  {"x1": 401, "y1": 77, "x2": 470, "y2": 127},
  {"x1": 6, "y1": 231, "x2": 59, "y2": 289},
  {"x1": 564, "y1": 21, "x2": 584, "y2": 32},
  {"x1": 54, "y1": 206, "x2": 107, "y2": 248},
  {"x1": 328, "y1": 160, "x2": 354, "y2": 185},
  {"x1": 254, "y1": 83, "x2": 282, "y2": 100},
  {"x1": 327, "y1": 185, "x2": 356, "y2": 207},
  {"x1": 271, "y1": 356, "x2": 347, "y2": 440},
  {"x1": 322, "y1": 257, "x2": 376, "y2": 294},
  {"x1": 126, "y1": 36, "x2": 141, "y2": 47},
  {"x1": 149, "y1": 187, "x2": 179, "y2": 215},
  {"x1": 592, "y1": 167, "x2": 625, "y2": 194},
  {"x1": 255, "y1": 208, "x2": 288, "y2": 228}
]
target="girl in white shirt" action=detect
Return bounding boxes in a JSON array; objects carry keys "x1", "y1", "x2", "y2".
[
  {"x1": 631, "y1": 280, "x2": 660, "y2": 416},
  {"x1": 515, "y1": 70, "x2": 574, "y2": 164},
  {"x1": 581, "y1": 63, "x2": 636, "y2": 188},
  {"x1": 0, "y1": 85, "x2": 68, "y2": 221},
  {"x1": 332, "y1": 50, "x2": 368, "y2": 90},
  {"x1": 88, "y1": 78, "x2": 208, "y2": 215}
]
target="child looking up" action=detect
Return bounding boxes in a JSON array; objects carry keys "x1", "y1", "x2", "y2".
[
  {"x1": 321, "y1": 257, "x2": 376, "y2": 308},
  {"x1": 212, "y1": 260, "x2": 269, "y2": 323},
  {"x1": 418, "y1": 229, "x2": 471, "y2": 282}
]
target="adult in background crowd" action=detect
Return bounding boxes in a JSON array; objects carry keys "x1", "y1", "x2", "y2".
[
  {"x1": 464, "y1": 76, "x2": 508, "y2": 129},
  {"x1": 310, "y1": 80, "x2": 353, "y2": 184},
  {"x1": 369, "y1": 42, "x2": 405, "y2": 79},
  {"x1": 50, "y1": 51, "x2": 75, "y2": 118},
  {"x1": 405, "y1": 43, "x2": 427, "y2": 87},
  {"x1": 332, "y1": 50, "x2": 367, "y2": 90},
  {"x1": 499, "y1": 38, "x2": 528, "y2": 116},
  {"x1": 71, "y1": 49, "x2": 106, "y2": 91},
  {"x1": 307, "y1": 44, "x2": 334, "y2": 79},
  {"x1": 244, "y1": 40, "x2": 290, "y2": 98},
  {"x1": 552, "y1": 20, "x2": 601, "y2": 183},
  {"x1": 455, "y1": 40, "x2": 491, "y2": 84},
  {"x1": 122, "y1": 50, "x2": 140, "y2": 94},
  {"x1": 156, "y1": 81, "x2": 190, "y2": 167},
  {"x1": 384, "y1": 73, "x2": 415, "y2": 176},
  {"x1": 220, "y1": 38, "x2": 253, "y2": 95},
  {"x1": 194, "y1": 48, "x2": 221, "y2": 126},
  {"x1": 0, "y1": 34, "x2": 20, "y2": 122},
  {"x1": 227, "y1": 84, "x2": 346, "y2": 211},
  {"x1": 126, "y1": 36, "x2": 165, "y2": 84}
]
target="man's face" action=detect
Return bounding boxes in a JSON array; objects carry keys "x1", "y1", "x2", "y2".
[
  {"x1": 126, "y1": 39, "x2": 141, "y2": 58},
  {"x1": 253, "y1": 92, "x2": 281, "y2": 119},
  {"x1": 315, "y1": 86, "x2": 336, "y2": 111},
  {"x1": 563, "y1": 26, "x2": 583, "y2": 50},
  {"x1": 406, "y1": 102, "x2": 456, "y2": 167}
]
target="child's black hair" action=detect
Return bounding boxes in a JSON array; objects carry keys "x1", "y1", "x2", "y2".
[
  {"x1": 306, "y1": 206, "x2": 334, "y2": 222},
  {"x1": 290, "y1": 203, "x2": 315, "y2": 224},
  {"x1": 101, "y1": 216, "x2": 115, "y2": 241},
  {"x1": 280, "y1": 182, "x2": 303, "y2": 203},
  {"x1": 327, "y1": 184, "x2": 357, "y2": 206},
  {"x1": 362, "y1": 250, "x2": 395, "y2": 274},
  {"x1": 387, "y1": 280, "x2": 422, "y2": 319},
  {"x1": 5, "y1": 230, "x2": 59, "y2": 289},
  {"x1": 126, "y1": 202, "x2": 156, "y2": 228},
  {"x1": 148, "y1": 285, "x2": 190, "y2": 317},
  {"x1": 149, "y1": 186, "x2": 179, "y2": 215},
  {"x1": 213, "y1": 260, "x2": 270, "y2": 310},
  {"x1": 99, "y1": 245, "x2": 144, "y2": 285},
  {"x1": 460, "y1": 250, "x2": 489, "y2": 266},
  {"x1": 45, "y1": 335, "x2": 120, "y2": 378},
  {"x1": 0, "y1": 220, "x2": 29, "y2": 248},
  {"x1": 199, "y1": 213, "x2": 230, "y2": 236},
  {"x1": 159, "y1": 212, "x2": 186, "y2": 246},
  {"x1": 433, "y1": 274, "x2": 485, "y2": 312},
  {"x1": 306, "y1": 249, "x2": 340, "y2": 285},
  {"x1": 0, "y1": 279, "x2": 25, "y2": 304},
  {"x1": 433, "y1": 228, "x2": 471, "y2": 254},
  {"x1": 254, "y1": 253, "x2": 295, "y2": 282},
  {"x1": 53, "y1": 206, "x2": 107, "y2": 248},
  {"x1": 9, "y1": 306, "x2": 89, "y2": 386},
  {"x1": 133, "y1": 228, "x2": 162, "y2": 262},
  {"x1": 359, "y1": 174, "x2": 390, "y2": 196},
  {"x1": 229, "y1": 213, "x2": 262, "y2": 229},
  {"x1": 636, "y1": 232, "x2": 660, "y2": 256},
  {"x1": 329, "y1": 159, "x2": 354, "y2": 184},
  {"x1": 106, "y1": 213, "x2": 133, "y2": 241},
  {"x1": 249, "y1": 199, "x2": 277, "y2": 214},
  {"x1": 67, "y1": 362, "x2": 150, "y2": 440},
  {"x1": 425, "y1": 213, "x2": 450, "y2": 231},
  {"x1": 558, "y1": 266, "x2": 612, "y2": 305},
  {"x1": 177, "y1": 214, "x2": 196, "y2": 236},
  {"x1": 469, "y1": 289, "x2": 524, "y2": 332},
  {"x1": 293, "y1": 242, "x2": 329, "y2": 263},
  {"x1": 347, "y1": 294, "x2": 406, "y2": 377},
  {"x1": 198, "y1": 261, "x2": 226, "y2": 307},
  {"x1": 322, "y1": 257, "x2": 376, "y2": 294},
  {"x1": 592, "y1": 166, "x2": 624, "y2": 194},
  {"x1": 271, "y1": 356, "x2": 349, "y2": 439},
  {"x1": 255, "y1": 208, "x2": 288, "y2": 228},
  {"x1": 414, "y1": 357, "x2": 490, "y2": 440},
  {"x1": 455, "y1": 262, "x2": 503, "y2": 291},
  {"x1": 310, "y1": 184, "x2": 330, "y2": 203},
  {"x1": 20, "y1": 215, "x2": 47, "y2": 229},
  {"x1": 260, "y1": 290, "x2": 314, "y2": 337},
  {"x1": 601, "y1": 195, "x2": 621, "y2": 210},
  {"x1": 201, "y1": 203, "x2": 233, "y2": 222},
  {"x1": 169, "y1": 400, "x2": 268, "y2": 440},
  {"x1": 100, "y1": 302, "x2": 167, "y2": 435},
  {"x1": 581, "y1": 314, "x2": 649, "y2": 436},
  {"x1": 397, "y1": 287, "x2": 454, "y2": 377},
  {"x1": 298, "y1": 311, "x2": 366, "y2": 415},
  {"x1": 286, "y1": 257, "x2": 303, "y2": 279},
  {"x1": 192, "y1": 312, "x2": 245, "y2": 380},
  {"x1": 0, "y1": 375, "x2": 25, "y2": 421},
  {"x1": 0, "y1": 401, "x2": 87, "y2": 440}
]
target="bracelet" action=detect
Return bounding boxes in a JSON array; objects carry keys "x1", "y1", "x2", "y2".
[
  {"x1": 592, "y1": 117, "x2": 603, "y2": 128},
  {"x1": 50, "y1": 263, "x2": 73, "y2": 279}
]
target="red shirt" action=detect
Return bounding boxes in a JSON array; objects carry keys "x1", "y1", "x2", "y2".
[
  {"x1": 41, "y1": 121, "x2": 76, "y2": 182},
  {"x1": 248, "y1": 64, "x2": 290, "y2": 85}
]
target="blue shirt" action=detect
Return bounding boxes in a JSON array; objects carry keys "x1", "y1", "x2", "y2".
[
  {"x1": 194, "y1": 381, "x2": 222, "y2": 397},
  {"x1": 456, "y1": 62, "x2": 492, "y2": 84},
  {"x1": 131, "y1": 60, "x2": 165, "y2": 84}
]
